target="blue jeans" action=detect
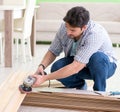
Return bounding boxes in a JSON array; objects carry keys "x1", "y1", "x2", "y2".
[{"x1": 51, "y1": 52, "x2": 117, "y2": 91}]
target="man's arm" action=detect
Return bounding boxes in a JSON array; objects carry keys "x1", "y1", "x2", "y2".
[
  {"x1": 32, "y1": 60, "x2": 86, "y2": 87},
  {"x1": 39, "y1": 50, "x2": 56, "y2": 69},
  {"x1": 47, "y1": 60, "x2": 86, "y2": 80},
  {"x1": 34, "y1": 50, "x2": 56, "y2": 75}
]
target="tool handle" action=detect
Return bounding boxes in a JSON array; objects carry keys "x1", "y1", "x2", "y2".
[
  {"x1": 110, "y1": 91, "x2": 120, "y2": 96},
  {"x1": 38, "y1": 71, "x2": 47, "y2": 75}
]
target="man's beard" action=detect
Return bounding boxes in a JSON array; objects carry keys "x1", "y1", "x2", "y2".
[
  {"x1": 68, "y1": 35, "x2": 80, "y2": 41},
  {"x1": 69, "y1": 35, "x2": 74, "y2": 38}
]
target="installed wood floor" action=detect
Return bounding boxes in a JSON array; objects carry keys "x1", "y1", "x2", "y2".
[{"x1": 0, "y1": 44, "x2": 120, "y2": 112}]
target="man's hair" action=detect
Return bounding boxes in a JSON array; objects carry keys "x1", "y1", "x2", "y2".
[{"x1": 63, "y1": 6, "x2": 90, "y2": 28}]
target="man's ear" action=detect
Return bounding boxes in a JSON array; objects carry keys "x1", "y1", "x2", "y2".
[{"x1": 81, "y1": 25, "x2": 87, "y2": 31}]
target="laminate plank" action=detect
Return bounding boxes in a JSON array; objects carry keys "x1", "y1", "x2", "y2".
[
  {"x1": 22, "y1": 89, "x2": 120, "y2": 112},
  {"x1": 0, "y1": 71, "x2": 27, "y2": 111}
]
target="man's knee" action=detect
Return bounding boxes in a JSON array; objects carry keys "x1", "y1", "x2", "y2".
[
  {"x1": 51, "y1": 60, "x2": 62, "y2": 72},
  {"x1": 87, "y1": 52, "x2": 110, "y2": 78},
  {"x1": 88, "y1": 52, "x2": 109, "y2": 66},
  {"x1": 51, "y1": 56, "x2": 74, "y2": 72}
]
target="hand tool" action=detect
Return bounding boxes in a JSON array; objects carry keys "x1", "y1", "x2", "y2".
[{"x1": 19, "y1": 72, "x2": 47, "y2": 94}]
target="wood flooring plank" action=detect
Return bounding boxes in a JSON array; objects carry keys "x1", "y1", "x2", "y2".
[
  {"x1": 22, "y1": 91, "x2": 120, "y2": 112},
  {"x1": 3, "y1": 89, "x2": 26, "y2": 112},
  {"x1": 0, "y1": 71, "x2": 30, "y2": 112}
]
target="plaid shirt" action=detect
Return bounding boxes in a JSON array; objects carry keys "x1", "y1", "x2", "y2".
[{"x1": 49, "y1": 20, "x2": 117, "y2": 64}]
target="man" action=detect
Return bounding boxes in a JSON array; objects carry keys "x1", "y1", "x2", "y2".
[{"x1": 32, "y1": 6, "x2": 117, "y2": 91}]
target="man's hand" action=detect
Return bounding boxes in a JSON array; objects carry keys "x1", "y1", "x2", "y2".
[
  {"x1": 32, "y1": 74, "x2": 48, "y2": 87},
  {"x1": 34, "y1": 65, "x2": 45, "y2": 76}
]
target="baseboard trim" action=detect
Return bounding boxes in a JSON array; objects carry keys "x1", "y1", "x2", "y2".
[
  {"x1": 36, "y1": 41, "x2": 120, "y2": 47},
  {"x1": 36, "y1": 41, "x2": 51, "y2": 45}
]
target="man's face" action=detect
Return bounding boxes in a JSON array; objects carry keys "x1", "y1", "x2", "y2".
[{"x1": 65, "y1": 22, "x2": 86, "y2": 40}]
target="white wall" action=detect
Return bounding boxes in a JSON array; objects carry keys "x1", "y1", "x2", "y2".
[{"x1": 3, "y1": 0, "x2": 26, "y2": 6}]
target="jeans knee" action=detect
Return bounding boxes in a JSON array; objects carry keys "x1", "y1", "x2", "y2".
[
  {"x1": 51, "y1": 60, "x2": 61, "y2": 72},
  {"x1": 87, "y1": 52, "x2": 110, "y2": 79},
  {"x1": 51, "y1": 56, "x2": 74, "y2": 73},
  {"x1": 88, "y1": 52, "x2": 109, "y2": 67}
]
